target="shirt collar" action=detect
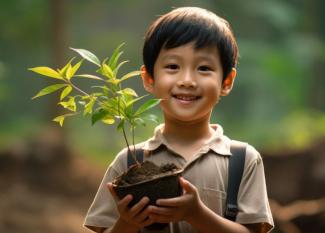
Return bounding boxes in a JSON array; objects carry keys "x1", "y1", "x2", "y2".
[{"x1": 142, "y1": 124, "x2": 232, "y2": 156}]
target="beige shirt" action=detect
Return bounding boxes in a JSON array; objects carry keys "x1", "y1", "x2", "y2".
[{"x1": 84, "y1": 124, "x2": 274, "y2": 233}]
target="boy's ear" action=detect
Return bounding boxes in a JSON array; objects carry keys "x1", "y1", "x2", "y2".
[
  {"x1": 220, "y1": 68, "x2": 237, "y2": 96},
  {"x1": 140, "y1": 65, "x2": 154, "y2": 93}
]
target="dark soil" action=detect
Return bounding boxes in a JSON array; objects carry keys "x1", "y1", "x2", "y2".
[{"x1": 113, "y1": 161, "x2": 179, "y2": 186}]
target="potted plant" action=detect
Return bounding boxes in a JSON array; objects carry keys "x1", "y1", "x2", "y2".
[{"x1": 29, "y1": 44, "x2": 183, "y2": 230}]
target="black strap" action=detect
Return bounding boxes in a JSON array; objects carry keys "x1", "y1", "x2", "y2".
[
  {"x1": 225, "y1": 140, "x2": 247, "y2": 221},
  {"x1": 127, "y1": 148, "x2": 144, "y2": 168}
]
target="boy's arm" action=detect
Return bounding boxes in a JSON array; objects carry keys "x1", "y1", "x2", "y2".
[
  {"x1": 148, "y1": 177, "x2": 255, "y2": 233},
  {"x1": 102, "y1": 218, "x2": 139, "y2": 233},
  {"x1": 187, "y1": 200, "x2": 257, "y2": 233}
]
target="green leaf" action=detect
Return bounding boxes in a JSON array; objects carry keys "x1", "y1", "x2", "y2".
[
  {"x1": 102, "y1": 57, "x2": 109, "y2": 65},
  {"x1": 53, "y1": 115, "x2": 65, "y2": 127},
  {"x1": 65, "y1": 65, "x2": 73, "y2": 80},
  {"x1": 108, "y1": 43, "x2": 125, "y2": 70},
  {"x1": 91, "y1": 108, "x2": 109, "y2": 125},
  {"x1": 74, "y1": 74, "x2": 104, "y2": 81},
  {"x1": 29, "y1": 66, "x2": 63, "y2": 80},
  {"x1": 107, "y1": 78, "x2": 121, "y2": 85},
  {"x1": 66, "y1": 59, "x2": 83, "y2": 80},
  {"x1": 143, "y1": 114, "x2": 159, "y2": 123},
  {"x1": 102, "y1": 64, "x2": 114, "y2": 79},
  {"x1": 58, "y1": 57, "x2": 75, "y2": 76},
  {"x1": 117, "y1": 88, "x2": 138, "y2": 97},
  {"x1": 125, "y1": 95, "x2": 147, "y2": 108},
  {"x1": 58, "y1": 96, "x2": 77, "y2": 112},
  {"x1": 102, "y1": 116, "x2": 115, "y2": 125},
  {"x1": 91, "y1": 85, "x2": 110, "y2": 97},
  {"x1": 92, "y1": 92, "x2": 104, "y2": 97},
  {"x1": 134, "y1": 117, "x2": 146, "y2": 127},
  {"x1": 134, "y1": 99, "x2": 161, "y2": 116},
  {"x1": 60, "y1": 85, "x2": 72, "y2": 100},
  {"x1": 32, "y1": 84, "x2": 67, "y2": 99},
  {"x1": 53, "y1": 113, "x2": 77, "y2": 127},
  {"x1": 119, "y1": 70, "x2": 142, "y2": 82},
  {"x1": 101, "y1": 98, "x2": 120, "y2": 116},
  {"x1": 81, "y1": 95, "x2": 90, "y2": 100},
  {"x1": 84, "y1": 96, "x2": 97, "y2": 115},
  {"x1": 117, "y1": 119, "x2": 125, "y2": 131},
  {"x1": 78, "y1": 100, "x2": 86, "y2": 105},
  {"x1": 114, "y1": 60, "x2": 128, "y2": 76},
  {"x1": 70, "y1": 48, "x2": 100, "y2": 67},
  {"x1": 110, "y1": 51, "x2": 123, "y2": 71}
]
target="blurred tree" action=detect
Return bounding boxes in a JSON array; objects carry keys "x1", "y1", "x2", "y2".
[
  {"x1": 304, "y1": 0, "x2": 325, "y2": 110},
  {"x1": 49, "y1": 0, "x2": 67, "y2": 117}
]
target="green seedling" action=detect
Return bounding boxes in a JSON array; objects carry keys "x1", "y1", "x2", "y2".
[{"x1": 29, "y1": 43, "x2": 160, "y2": 164}]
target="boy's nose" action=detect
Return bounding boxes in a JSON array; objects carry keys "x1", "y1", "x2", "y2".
[{"x1": 176, "y1": 71, "x2": 197, "y2": 88}]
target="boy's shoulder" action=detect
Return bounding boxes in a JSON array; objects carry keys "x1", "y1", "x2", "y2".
[
  {"x1": 230, "y1": 139, "x2": 262, "y2": 162},
  {"x1": 242, "y1": 142, "x2": 263, "y2": 167},
  {"x1": 209, "y1": 124, "x2": 262, "y2": 162},
  {"x1": 229, "y1": 139, "x2": 263, "y2": 170}
]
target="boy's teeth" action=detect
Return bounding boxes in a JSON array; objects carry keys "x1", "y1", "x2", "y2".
[{"x1": 175, "y1": 95, "x2": 197, "y2": 101}]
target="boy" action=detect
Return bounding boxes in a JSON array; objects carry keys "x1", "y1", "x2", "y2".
[{"x1": 84, "y1": 7, "x2": 274, "y2": 233}]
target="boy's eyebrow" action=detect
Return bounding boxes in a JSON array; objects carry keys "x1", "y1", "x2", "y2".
[
  {"x1": 160, "y1": 53, "x2": 182, "y2": 61},
  {"x1": 160, "y1": 53, "x2": 218, "y2": 63},
  {"x1": 159, "y1": 54, "x2": 187, "y2": 64}
]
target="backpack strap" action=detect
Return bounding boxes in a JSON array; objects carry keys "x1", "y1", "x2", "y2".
[
  {"x1": 225, "y1": 140, "x2": 247, "y2": 221},
  {"x1": 127, "y1": 148, "x2": 144, "y2": 168}
]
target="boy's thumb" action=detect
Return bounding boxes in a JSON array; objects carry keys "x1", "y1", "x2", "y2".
[
  {"x1": 107, "y1": 182, "x2": 119, "y2": 202},
  {"x1": 179, "y1": 177, "x2": 196, "y2": 194}
]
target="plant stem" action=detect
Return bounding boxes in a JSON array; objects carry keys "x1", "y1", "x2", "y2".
[
  {"x1": 117, "y1": 95, "x2": 139, "y2": 166},
  {"x1": 69, "y1": 80, "x2": 106, "y2": 106},
  {"x1": 132, "y1": 124, "x2": 136, "y2": 158},
  {"x1": 69, "y1": 81, "x2": 90, "y2": 97},
  {"x1": 122, "y1": 126, "x2": 139, "y2": 166}
]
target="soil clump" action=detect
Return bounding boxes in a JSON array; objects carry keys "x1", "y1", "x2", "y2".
[{"x1": 114, "y1": 161, "x2": 180, "y2": 186}]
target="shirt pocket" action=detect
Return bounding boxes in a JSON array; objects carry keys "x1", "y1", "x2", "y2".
[{"x1": 200, "y1": 188, "x2": 227, "y2": 215}]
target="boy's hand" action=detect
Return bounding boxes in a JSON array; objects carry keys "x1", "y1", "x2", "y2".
[
  {"x1": 147, "y1": 177, "x2": 203, "y2": 223},
  {"x1": 107, "y1": 183, "x2": 154, "y2": 229}
]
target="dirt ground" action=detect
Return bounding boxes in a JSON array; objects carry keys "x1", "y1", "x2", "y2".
[{"x1": 0, "y1": 137, "x2": 103, "y2": 233}]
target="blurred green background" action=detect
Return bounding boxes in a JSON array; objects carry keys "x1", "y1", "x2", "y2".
[
  {"x1": 1, "y1": 0, "x2": 324, "y2": 162},
  {"x1": 0, "y1": 1, "x2": 324, "y2": 233}
]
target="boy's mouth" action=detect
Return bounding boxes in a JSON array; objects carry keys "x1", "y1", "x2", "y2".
[{"x1": 172, "y1": 94, "x2": 201, "y2": 101}]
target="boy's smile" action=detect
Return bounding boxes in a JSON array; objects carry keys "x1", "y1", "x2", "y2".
[
  {"x1": 142, "y1": 42, "x2": 236, "y2": 124},
  {"x1": 172, "y1": 93, "x2": 201, "y2": 104}
]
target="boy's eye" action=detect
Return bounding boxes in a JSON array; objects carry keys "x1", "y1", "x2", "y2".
[
  {"x1": 165, "y1": 64, "x2": 179, "y2": 70},
  {"x1": 198, "y1": 65, "x2": 212, "y2": 72}
]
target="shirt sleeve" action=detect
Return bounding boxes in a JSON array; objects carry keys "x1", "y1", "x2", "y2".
[
  {"x1": 84, "y1": 150, "x2": 127, "y2": 232},
  {"x1": 236, "y1": 144, "x2": 274, "y2": 233}
]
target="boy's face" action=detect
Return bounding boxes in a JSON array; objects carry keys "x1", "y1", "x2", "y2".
[{"x1": 142, "y1": 42, "x2": 236, "y2": 123}]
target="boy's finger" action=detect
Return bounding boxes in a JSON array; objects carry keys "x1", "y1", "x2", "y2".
[
  {"x1": 141, "y1": 214, "x2": 155, "y2": 227},
  {"x1": 156, "y1": 196, "x2": 182, "y2": 207},
  {"x1": 117, "y1": 194, "x2": 133, "y2": 212},
  {"x1": 148, "y1": 205, "x2": 172, "y2": 216},
  {"x1": 107, "y1": 183, "x2": 119, "y2": 202},
  {"x1": 149, "y1": 213, "x2": 171, "y2": 223},
  {"x1": 134, "y1": 203, "x2": 152, "y2": 223},
  {"x1": 129, "y1": 196, "x2": 150, "y2": 217},
  {"x1": 179, "y1": 177, "x2": 197, "y2": 194}
]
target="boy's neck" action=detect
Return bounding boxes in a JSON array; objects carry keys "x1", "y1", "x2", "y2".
[{"x1": 162, "y1": 115, "x2": 214, "y2": 143}]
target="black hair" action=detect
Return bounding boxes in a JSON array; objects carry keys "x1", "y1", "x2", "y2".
[{"x1": 143, "y1": 7, "x2": 238, "y2": 80}]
